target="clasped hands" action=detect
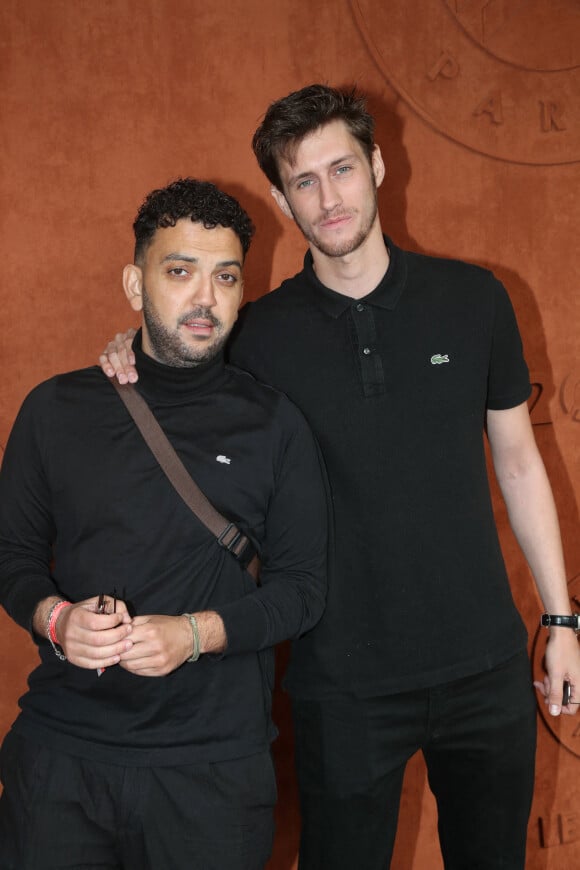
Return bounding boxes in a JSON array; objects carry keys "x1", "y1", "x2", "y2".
[{"x1": 55, "y1": 596, "x2": 209, "y2": 677}]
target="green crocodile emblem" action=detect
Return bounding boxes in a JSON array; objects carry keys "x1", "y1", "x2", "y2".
[{"x1": 430, "y1": 353, "x2": 450, "y2": 365}]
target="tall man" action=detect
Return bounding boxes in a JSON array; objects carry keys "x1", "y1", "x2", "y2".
[
  {"x1": 101, "y1": 87, "x2": 580, "y2": 869},
  {"x1": 0, "y1": 178, "x2": 327, "y2": 870}
]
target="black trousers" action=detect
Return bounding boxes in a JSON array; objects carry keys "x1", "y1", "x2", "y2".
[
  {"x1": 293, "y1": 651, "x2": 537, "y2": 870},
  {"x1": 0, "y1": 732, "x2": 276, "y2": 870}
]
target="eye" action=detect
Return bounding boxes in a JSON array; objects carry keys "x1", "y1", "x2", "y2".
[
  {"x1": 216, "y1": 272, "x2": 239, "y2": 285},
  {"x1": 168, "y1": 267, "x2": 189, "y2": 277},
  {"x1": 296, "y1": 177, "x2": 315, "y2": 190},
  {"x1": 334, "y1": 164, "x2": 352, "y2": 176}
]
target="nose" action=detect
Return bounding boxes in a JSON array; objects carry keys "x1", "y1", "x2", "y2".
[
  {"x1": 191, "y1": 274, "x2": 217, "y2": 308},
  {"x1": 319, "y1": 177, "x2": 341, "y2": 213}
]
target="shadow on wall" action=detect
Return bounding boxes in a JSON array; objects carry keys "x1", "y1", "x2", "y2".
[
  {"x1": 370, "y1": 89, "x2": 418, "y2": 256},
  {"x1": 221, "y1": 180, "x2": 285, "y2": 303}
]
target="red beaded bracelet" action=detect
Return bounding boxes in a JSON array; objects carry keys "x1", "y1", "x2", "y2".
[{"x1": 46, "y1": 600, "x2": 72, "y2": 659}]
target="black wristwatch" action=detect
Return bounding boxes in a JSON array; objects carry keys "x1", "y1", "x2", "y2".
[{"x1": 540, "y1": 613, "x2": 580, "y2": 633}]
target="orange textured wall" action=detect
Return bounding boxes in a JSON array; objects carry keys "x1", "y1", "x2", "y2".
[{"x1": 1, "y1": 2, "x2": 579, "y2": 868}]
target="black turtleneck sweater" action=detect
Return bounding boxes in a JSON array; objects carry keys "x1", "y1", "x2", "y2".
[{"x1": 0, "y1": 335, "x2": 327, "y2": 765}]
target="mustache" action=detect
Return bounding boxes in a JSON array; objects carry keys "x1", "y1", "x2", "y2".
[
  {"x1": 319, "y1": 208, "x2": 353, "y2": 221},
  {"x1": 178, "y1": 307, "x2": 221, "y2": 328}
]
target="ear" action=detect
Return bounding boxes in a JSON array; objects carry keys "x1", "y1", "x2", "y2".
[
  {"x1": 270, "y1": 186, "x2": 294, "y2": 221},
  {"x1": 123, "y1": 264, "x2": 144, "y2": 312},
  {"x1": 371, "y1": 145, "x2": 386, "y2": 189}
]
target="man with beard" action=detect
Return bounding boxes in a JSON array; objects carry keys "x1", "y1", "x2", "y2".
[
  {"x1": 0, "y1": 178, "x2": 327, "y2": 870},
  {"x1": 100, "y1": 87, "x2": 580, "y2": 869}
]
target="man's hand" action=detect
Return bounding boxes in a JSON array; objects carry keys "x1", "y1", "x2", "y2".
[
  {"x1": 119, "y1": 611, "x2": 227, "y2": 677},
  {"x1": 99, "y1": 328, "x2": 138, "y2": 383},
  {"x1": 534, "y1": 628, "x2": 580, "y2": 716},
  {"x1": 36, "y1": 595, "x2": 133, "y2": 670}
]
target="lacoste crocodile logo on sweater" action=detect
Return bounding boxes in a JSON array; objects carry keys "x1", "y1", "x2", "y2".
[
  {"x1": 430, "y1": 354, "x2": 450, "y2": 365},
  {"x1": 216, "y1": 455, "x2": 231, "y2": 465}
]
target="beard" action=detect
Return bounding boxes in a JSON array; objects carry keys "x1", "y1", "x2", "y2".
[
  {"x1": 289, "y1": 181, "x2": 379, "y2": 259},
  {"x1": 141, "y1": 288, "x2": 228, "y2": 367}
]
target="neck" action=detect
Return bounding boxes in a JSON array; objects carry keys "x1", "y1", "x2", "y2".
[
  {"x1": 132, "y1": 329, "x2": 227, "y2": 404},
  {"x1": 309, "y1": 221, "x2": 390, "y2": 299}
]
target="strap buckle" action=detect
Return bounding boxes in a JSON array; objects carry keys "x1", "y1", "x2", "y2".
[
  {"x1": 216, "y1": 523, "x2": 260, "y2": 581},
  {"x1": 217, "y1": 522, "x2": 254, "y2": 565},
  {"x1": 217, "y1": 522, "x2": 243, "y2": 553}
]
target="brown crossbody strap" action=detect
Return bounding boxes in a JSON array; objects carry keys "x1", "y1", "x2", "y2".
[{"x1": 111, "y1": 379, "x2": 259, "y2": 578}]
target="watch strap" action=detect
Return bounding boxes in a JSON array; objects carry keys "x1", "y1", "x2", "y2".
[{"x1": 540, "y1": 613, "x2": 580, "y2": 632}]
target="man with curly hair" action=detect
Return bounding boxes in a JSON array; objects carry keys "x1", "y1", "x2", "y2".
[{"x1": 0, "y1": 178, "x2": 327, "y2": 870}]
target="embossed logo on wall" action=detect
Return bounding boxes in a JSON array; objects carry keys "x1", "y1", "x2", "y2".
[
  {"x1": 560, "y1": 371, "x2": 580, "y2": 423},
  {"x1": 532, "y1": 572, "x2": 580, "y2": 758},
  {"x1": 350, "y1": 0, "x2": 580, "y2": 164},
  {"x1": 528, "y1": 373, "x2": 552, "y2": 426}
]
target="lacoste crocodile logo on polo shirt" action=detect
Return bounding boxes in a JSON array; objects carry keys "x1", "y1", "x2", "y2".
[
  {"x1": 216, "y1": 455, "x2": 231, "y2": 465},
  {"x1": 430, "y1": 354, "x2": 450, "y2": 365}
]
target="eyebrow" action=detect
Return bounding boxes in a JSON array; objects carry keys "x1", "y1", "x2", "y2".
[
  {"x1": 287, "y1": 152, "x2": 359, "y2": 187},
  {"x1": 161, "y1": 253, "x2": 242, "y2": 269}
]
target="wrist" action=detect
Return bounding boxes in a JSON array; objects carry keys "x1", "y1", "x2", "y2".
[
  {"x1": 49, "y1": 600, "x2": 73, "y2": 644},
  {"x1": 32, "y1": 596, "x2": 64, "y2": 637},
  {"x1": 196, "y1": 610, "x2": 227, "y2": 655},
  {"x1": 182, "y1": 613, "x2": 201, "y2": 662},
  {"x1": 45, "y1": 599, "x2": 73, "y2": 660},
  {"x1": 540, "y1": 612, "x2": 579, "y2": 634}
]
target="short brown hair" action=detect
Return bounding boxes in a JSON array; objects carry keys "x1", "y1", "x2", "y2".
[{"x1": 252, "y1": 84, "x2": 375, "y2": 191}]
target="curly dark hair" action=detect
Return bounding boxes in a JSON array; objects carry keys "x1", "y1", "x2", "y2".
[
  {"x1": 252, "y1": 84, "x2": 375, "y2": 190},
  {"x1": 133, "y1": 178, "x2": 255, "y2": 262}
]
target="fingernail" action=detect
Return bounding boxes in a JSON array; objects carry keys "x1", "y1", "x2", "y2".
[
  {"x1": 549, "y1": 704, "x2": 560, "y2": 716},
  {"x1": 128, "y1": 372, "x2": 138, "y2": 383}
]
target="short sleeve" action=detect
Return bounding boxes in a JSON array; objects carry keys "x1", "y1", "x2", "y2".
[{"x1": 486, "y1": 278, "x2": 531, "y2": 410}]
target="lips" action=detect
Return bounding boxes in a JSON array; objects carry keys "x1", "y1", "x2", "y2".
[
  {"x1": 319, "y1": 212, "x2": 352, "y2": 229},
  {"x1": 179, "y1": 307, "x2": 220, "y2": 338},
  {"x1": 183, "y1": 319, "x2": 214, "y2": 335}
]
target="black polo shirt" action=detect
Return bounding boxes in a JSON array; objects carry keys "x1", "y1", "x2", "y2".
[{"x1": 229, "y1": 237, "x2": 531, "y2": 697}]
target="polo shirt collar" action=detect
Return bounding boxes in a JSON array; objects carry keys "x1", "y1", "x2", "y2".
[{"x1": 302, "y1": 235, "x2": 407, "y2": 318}]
